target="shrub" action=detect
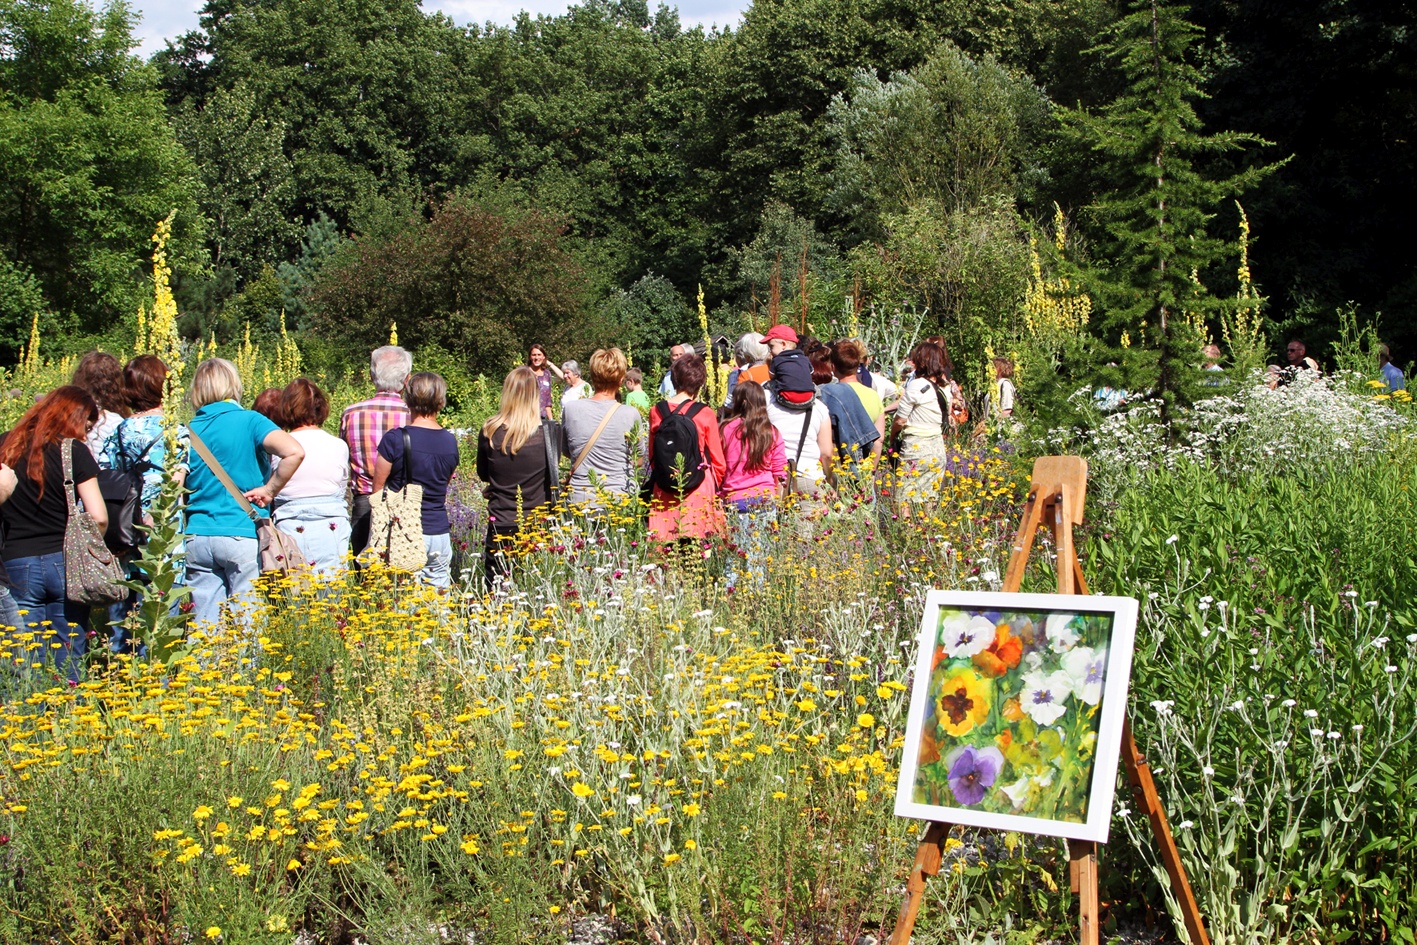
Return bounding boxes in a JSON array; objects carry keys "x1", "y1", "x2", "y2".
[{"x1": 308, "y1": 198, "x2": 595, "y2": 378}]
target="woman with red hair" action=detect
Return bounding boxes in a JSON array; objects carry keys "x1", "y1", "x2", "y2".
[
  {"x1": 272, "y1": 378, "x2": 350, "y2": 575},
  {"x1": 0, "y1": 386, "x2": 109, "y2": 681}
]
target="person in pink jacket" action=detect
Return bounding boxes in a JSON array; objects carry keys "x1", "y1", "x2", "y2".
[
  {"x1": 647, "y1": 354, "x2": 727, "y2": 544},
  {"x1": 718, "y1": 380, "x2": 786, "y2": 589}
]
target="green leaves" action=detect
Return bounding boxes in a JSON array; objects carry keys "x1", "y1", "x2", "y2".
[{"x1": 0, "y1": 0, "x2": 204, "y2": 349}]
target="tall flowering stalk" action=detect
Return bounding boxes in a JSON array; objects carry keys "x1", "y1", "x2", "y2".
[
  {"x1": 1221, "y1": 203, "x2": 1267, "y2": 378},
  {"x1": 17, "y1": 312, "x2": 41, "y2": 381},
  {"x1": 1021, "y1": 207, "x2": 1091, "y2": 353},
  {"x1": 262, "y1": 310, "x2": 303, "y2": 389},
  {"x1": 121, "y1": 419, "x2": 192, "y2": 663},
  {"x1": 698, "y1": 285, "x2": 725, "y2": 407},
  {"x1": 136, "y1": 211, "x2": 186, "y2": 395},
  {"x1": 234, "y1": 322, "x2": 259, "y2": 396}
]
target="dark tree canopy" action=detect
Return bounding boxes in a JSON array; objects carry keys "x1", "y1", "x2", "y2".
[{"x1": 307, "y1": 199, "x2": 593, "y2": 377}]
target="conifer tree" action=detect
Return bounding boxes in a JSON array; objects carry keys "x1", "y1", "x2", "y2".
[{"x1": 1062, "y1": 0, "x2": 1277, "y2": 430}]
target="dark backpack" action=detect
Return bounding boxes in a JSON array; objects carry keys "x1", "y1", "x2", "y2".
[
  {"x1": 650, "y1": 401, "x2": 708, "y2": 496},
  {"x1": 99, "y1": 426, "x2": 159, "y2": 554}
]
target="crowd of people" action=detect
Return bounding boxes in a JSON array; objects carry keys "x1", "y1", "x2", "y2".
[
  {"x1": 0, "y1": 327, "x2": 1001, "y2": 671},
  {"x1": 16, "y1": 324, "x2": 1394, "y2": 674},
  {"x1": 478, "y1": 328, "x2": 1005, "y2": 589}
]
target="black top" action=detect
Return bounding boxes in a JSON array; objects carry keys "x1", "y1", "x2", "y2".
[
  {"x1": 376, "y1": 425, "x2": 461, "y2": 536},
  {"x1": 1, "y1": 438, "x2": 100, "y2": 560},
  {"x1": 476, "y1": 425, "x2": 552, "y2": 529}
]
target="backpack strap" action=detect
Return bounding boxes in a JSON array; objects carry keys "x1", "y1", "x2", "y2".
[{"x1": 929, "y1": 380, "x2": 951, "y2": 436}]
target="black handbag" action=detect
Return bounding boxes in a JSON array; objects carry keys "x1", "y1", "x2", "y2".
[{"x1": 98, "y1": 427, "x2": 158, "y2": 554}]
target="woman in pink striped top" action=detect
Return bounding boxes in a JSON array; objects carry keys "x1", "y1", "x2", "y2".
[{"x1": 718, "y1": 381, "x2": 786, "y2": 590}]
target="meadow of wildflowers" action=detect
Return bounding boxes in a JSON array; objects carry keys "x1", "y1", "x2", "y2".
[{"x1": 2, "y1": 312, "x2": 1416, "y2": 945}]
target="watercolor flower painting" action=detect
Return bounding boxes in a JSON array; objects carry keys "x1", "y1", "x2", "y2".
[{"x1": 909, "y1": 606, "x2": 1116, "y2": 823}]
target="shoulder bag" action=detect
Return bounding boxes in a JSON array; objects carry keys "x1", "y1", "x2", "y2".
[
  {"x1": 188, "y1": 428, "x2": 310, "y2": 575},
  {"x1": 61, "y1": 439, "x2": 128, "y2": 605},
  {"x1": 365, "y1": 428, "x2": 426, "y2": 571}
]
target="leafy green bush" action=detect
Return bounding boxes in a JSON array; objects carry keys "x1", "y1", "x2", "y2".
[{"x1": 1091, "y1": 442, "x2": 1417, "y2": 943}]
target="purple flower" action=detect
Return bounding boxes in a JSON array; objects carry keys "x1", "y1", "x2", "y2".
[{"x1": 945, "y1": 745, "x2": 1005, "y2": 806}]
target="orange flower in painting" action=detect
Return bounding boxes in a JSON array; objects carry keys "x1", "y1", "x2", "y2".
[
  {"x1": 995, "y1": 730, "x2": 1012, "y2": 751},
  {"x1": 919, "y1": 728, "x2": 941, "y2": 766},
  {"x1": 931, "y1": 645, "x2": 948, "y2": 671},
  {"x1": 972, "y1": 624, "x2": 1024, "y2": 678},
  {"x1": 1002, "y1": 696, "x2": 1025, "y2": 723}
]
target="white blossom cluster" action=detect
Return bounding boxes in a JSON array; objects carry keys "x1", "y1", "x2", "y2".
[{"x1": 1047, "y1": 372, "x2": 1411, "y2": 497}]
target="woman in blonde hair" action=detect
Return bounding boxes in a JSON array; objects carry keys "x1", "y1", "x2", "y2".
[
  {"x1": 185, "y1": 358, "x2": 304, "y2": 627},
  {"x1": 477, "y1": 366, "x2": 555, "y2": 584}
]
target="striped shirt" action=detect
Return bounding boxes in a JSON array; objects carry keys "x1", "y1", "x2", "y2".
[{"x1": 340, "y1": 392, "x2": 410, "y2": 495}]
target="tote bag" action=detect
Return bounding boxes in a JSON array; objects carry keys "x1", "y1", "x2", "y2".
[{"x1": 365, "y1": 429, "x2": 426, "y2": 571}]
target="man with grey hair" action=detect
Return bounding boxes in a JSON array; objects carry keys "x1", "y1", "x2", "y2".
[{"x1": 340, "y1": 345, "x2": 412, "y2": 554}]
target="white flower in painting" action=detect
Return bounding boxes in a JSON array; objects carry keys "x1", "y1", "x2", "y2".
[
  {"x1": 1045, "y1": 614, "x2": 1080, "y2": 653},
  {"x1": 1001, "y1": 775, "x2": 1033, "y2": 809},
  {"x1": 1020, "y1": 670, "x2": 1073, "y2": 726},
  {"x1": 939, "y1": 612, "x2": 996, "y2": 659},
  {"x1": 1061, "y1": 646, "x2": 1108, "y2": 705}
]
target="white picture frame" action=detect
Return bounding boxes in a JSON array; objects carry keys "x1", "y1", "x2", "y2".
[{"x1": 894, "y1": 590, "x2": 1139, "y2": 843}]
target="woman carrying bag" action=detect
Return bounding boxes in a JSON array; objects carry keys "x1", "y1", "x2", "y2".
[
  {"x1": 890, "y1": 342, "x2": 953, "y2": 513},
  {"x1": 185, "y1": 359, "x2": 305, "y2": 629},
  {"x1": 0, "y1": 386, "x2": 110, "y2": 682},
  {"x1": 371, "y1": 373, "x2": 461, "y2": 588},
  {"x1": 561, "y1": 348, "x2": 644, "y2": 509}
]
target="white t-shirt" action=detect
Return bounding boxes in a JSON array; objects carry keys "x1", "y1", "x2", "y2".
[
  {"x1": 766, "y1": 399, "x2": 830, "y2": 481},
  {"x1": 898, "y1": 378, "x2": 949, "y2": 437},
  {"x1": 561, "y1": 381, "x2": 590, "y2": 410},
  {"x1": 870, "y1": 371, "x2": 900, "y2": 405},
  {"x1": 996, "y1": 378, "x2": 1016, "y2": 414},
  {"x1": 279, "y1": 428, "x2": 350, "y2": 499},
  {"x1": 89, "y1": 410, "x2": 123, "y2": 466}
]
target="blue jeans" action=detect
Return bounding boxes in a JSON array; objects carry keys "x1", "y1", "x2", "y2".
[
  {"x1": 725, "y1": 501, "x2": 778, "y2": 591},
  {"x1": 274, "y1": 495, "x2": 352, "y2": 577},
  {"x1": 422, "y1": 533, "x2": 452, "y2": 588},
  {"x1": 185, "y1": 535, "x2": 261, "y2": 629},
  {"x1": 0, "y1": 584, "x2": 21, "y2": 632},
  {"x1": 5, "y1": 552, "x2": 89, "y2": 683}
]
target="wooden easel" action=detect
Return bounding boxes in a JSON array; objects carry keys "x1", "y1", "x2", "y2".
[{"x1": 888, "y1": 456, "x2": 1210, "y2": 945}]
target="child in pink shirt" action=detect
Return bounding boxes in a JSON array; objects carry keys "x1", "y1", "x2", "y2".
[
  {"x1": 719, "y1": 381, "x2": 785, "y2": 590},
  {"x1": 719, "y1": 381, "x2": 787, "y2": 508}
]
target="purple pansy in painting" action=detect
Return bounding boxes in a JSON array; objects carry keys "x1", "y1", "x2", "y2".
[{"x1": 945, "y1": 745, "x2": 1005, "y2": 805}]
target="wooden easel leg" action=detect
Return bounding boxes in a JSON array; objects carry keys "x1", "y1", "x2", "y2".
[
  {"x1": 1069, "y1": 840, "x2": 1100, "y2": 945},
  {"x1": 1121, "y1": 716, "x2": 1211, "y2": 945},
  {"x1": 1001, "y1": 492, "x2": 1049, "y2": 593},
  {"x1": 888, "y1": 822, "x2": 949, "y2": 945}
]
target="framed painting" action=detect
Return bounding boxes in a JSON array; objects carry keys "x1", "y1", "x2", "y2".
[{"x1": 894, "y1": 590, "x2": 1139, "y2": 843}]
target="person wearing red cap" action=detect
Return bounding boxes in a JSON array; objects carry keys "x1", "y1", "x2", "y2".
[{"x1": 763, "y1": 323, "x2": 798, "y2": 356}]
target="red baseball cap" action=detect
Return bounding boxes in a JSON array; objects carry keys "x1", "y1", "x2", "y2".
[{"x1": 763, "y1": 324, "x2": 799, "y2": 344}]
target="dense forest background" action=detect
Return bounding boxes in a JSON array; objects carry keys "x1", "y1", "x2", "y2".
[{"x1": 1, "y1": 0, "x2": 1413, "y2": 389}]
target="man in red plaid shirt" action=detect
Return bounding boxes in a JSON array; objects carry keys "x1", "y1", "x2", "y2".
[{"x1": 340, "y1": 345, "x2": 412, "y2": 554}]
